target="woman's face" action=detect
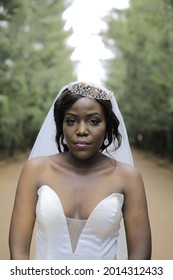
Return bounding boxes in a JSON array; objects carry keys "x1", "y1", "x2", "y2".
[{"x1": 63, "y1": 97, "x2": 106, "y2": 160}]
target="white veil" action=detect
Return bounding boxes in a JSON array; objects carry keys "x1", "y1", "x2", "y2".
[{"x1": 29, "y1": 82, "x2": 134, "y2": 260}]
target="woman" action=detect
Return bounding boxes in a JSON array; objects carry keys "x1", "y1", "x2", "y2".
[{"x1": 9, "y1": 81, "x2": 151, "y2": 260}]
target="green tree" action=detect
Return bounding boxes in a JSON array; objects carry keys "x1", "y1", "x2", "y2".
[
  {"x1": 102, "y1": 0, "x2": 173, "y2": 159},
  {"x1": 0, "y1": 0, "x2": 75, "y2": 154}
]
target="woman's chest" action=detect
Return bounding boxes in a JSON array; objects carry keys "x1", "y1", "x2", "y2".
[{"x1": 38, "y1": 165, "x2": 124, "y2": 219}]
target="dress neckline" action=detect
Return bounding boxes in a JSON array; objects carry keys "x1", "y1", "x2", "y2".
[
  {"x1": 38, "y1": 184, "x2": 124, "y2": 221},
  {"x1": 36, "y1": 185, "x2": 124, "y2": 256},
  {"x1": 66, "y1": 216, "x2": 87, "y2": 222}
]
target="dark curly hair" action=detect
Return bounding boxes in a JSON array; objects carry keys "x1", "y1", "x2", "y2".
[{"x1": 54, "y1": 88, "x2": 122, "y2": 153}]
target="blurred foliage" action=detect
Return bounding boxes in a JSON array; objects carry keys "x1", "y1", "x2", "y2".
[
  {"x1": 0, "y1": 0, "x2": 76, "y2": 154},
  {"x1": 102, "y1": 0, "x2": 173, "y2": 160}
]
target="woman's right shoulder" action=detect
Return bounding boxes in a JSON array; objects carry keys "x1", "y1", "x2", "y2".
[
  {"x1": 22, "y1": 154, "x2": 63, "y2": 173},
  {"x1": 24, "y1": 156, "x2": 47, "y2": 169},
  {"x1": 21, "y1": 156, "x2": 54, "y2": 176},
  {"x1": 18, "y1": 156, "x2": 57, "y2": 189}
]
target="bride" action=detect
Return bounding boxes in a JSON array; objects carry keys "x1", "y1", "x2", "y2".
[{"x1": 9, "y1": 81, "x2": 151, "y2": 260}]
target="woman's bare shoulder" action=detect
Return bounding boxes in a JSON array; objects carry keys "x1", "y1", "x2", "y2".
[
  {"x1": 116, "y1": 161, "x2": 140, "y2": 175},
  {"x1": 25, "y1": 153, "x2": 60, "y2": 168},
  {"x1": 116, "y1": 161, "x2": 144, "y2": 194},
  {"x1": 17, "y1": 154, "x2": 62, "y2": 190},
  {"x1": 20, "y1": 154, "x2": 61, "y2": 179}
]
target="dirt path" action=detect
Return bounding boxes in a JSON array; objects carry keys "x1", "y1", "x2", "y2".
[
  {"x1": 0, "y1": 149, "x2": 173, "y2": 260},
  {"x1": 132, "y1": 149, "x2": 173, "y2": 260}
]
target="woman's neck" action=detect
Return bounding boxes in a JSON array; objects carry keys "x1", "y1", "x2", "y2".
[{"x1": 64, "y1": 151, "x2": 107, "y2": 172}]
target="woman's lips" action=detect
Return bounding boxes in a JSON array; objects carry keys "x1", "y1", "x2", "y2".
[{"x1": 74, "y1": 141, "x2": 90, "y2": 148}]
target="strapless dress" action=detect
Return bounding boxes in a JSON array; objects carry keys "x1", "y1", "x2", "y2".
[{"x1": 35, "y1": 185, "x2": 124, "y2": 260}]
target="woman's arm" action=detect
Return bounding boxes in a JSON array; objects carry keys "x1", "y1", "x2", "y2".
[
  {"x1": 123, "y1": 167, "x2": 152, "y2": 260},
  {"x1": 9, "y1": 160, "x2": 39, "y2": 260}
]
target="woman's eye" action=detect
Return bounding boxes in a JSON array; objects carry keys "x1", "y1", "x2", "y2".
[
  {"x1": 88, "y1": 119, "x2": 99, "y2": 125},
  {"x1": 66, "y1": 119, "x2": 77, "y2": 125}
]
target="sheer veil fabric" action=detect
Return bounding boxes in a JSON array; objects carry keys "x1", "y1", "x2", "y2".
[{"x1": 29, "y1": 82, "x2": 134, "y2": 259}]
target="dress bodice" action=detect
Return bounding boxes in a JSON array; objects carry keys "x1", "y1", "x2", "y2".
[{"x1": 35, "y1": 185, "x2": 124, "y2": 260}]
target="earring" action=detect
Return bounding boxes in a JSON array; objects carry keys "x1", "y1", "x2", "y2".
[
  {"x1": 104, "y1": 138, "x2": 109, "y2": 146},
  {"x1": 62, "y1": 137, "x2": 67, "y2": 145}
]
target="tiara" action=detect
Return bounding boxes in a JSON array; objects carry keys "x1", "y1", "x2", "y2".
[{"x1": 67, "y1": 82, "x2": 113, "y2": 100}]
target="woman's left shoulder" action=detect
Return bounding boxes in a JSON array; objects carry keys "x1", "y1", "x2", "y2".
[
  {"x1": 116, "y1": 161, "x2": 144, "y2": 193},
  {"x1": 116, "y1": 161, "x2": 141, "y2": 176}
]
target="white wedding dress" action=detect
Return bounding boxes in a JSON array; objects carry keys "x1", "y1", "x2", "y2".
[{"x1": 35, "y1": 185, "x2": 124, "y2": 260}]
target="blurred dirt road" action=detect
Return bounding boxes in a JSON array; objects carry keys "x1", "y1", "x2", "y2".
[{"x1": 0, "y1": 149, "x2": 173, "y2": 259}]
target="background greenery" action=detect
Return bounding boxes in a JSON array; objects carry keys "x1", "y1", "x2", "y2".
[
  {"x1": 0, "y1": 0, "x2": 173, "y2": 161},
  {"x1": 103, "y1": 0, "x2": 173, "y2": 160},
  {"x1": 0, "y1": 0, "x2": 75, "y2": 155}
]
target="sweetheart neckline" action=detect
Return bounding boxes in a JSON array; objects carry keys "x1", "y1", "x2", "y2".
[
  {"x1": 36, "y1": 185, "x2": 124, "y2": 255},
  {"x1": 38, "y1": 184, "x2": 124, "y2": 221}
]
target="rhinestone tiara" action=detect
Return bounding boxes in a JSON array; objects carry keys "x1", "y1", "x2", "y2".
[{"x1": 67, "y1": 81, "x2": 113, "y2": 100}]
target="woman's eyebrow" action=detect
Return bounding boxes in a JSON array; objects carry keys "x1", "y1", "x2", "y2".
[
  {"x1": 64, "y1": 112, "x2": 77, "y2": 117},
  {"x1": 86, "y1": 113, "x2": 102, "y2": 117}
]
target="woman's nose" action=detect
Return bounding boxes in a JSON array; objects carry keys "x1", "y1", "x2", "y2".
[{"x1": 76, "y1": 121, "x2": 89, "y2": 136}]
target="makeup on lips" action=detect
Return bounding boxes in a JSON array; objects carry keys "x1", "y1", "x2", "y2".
[{"x1": 74, "y1": 141, "x2": 90, "y2": 148}]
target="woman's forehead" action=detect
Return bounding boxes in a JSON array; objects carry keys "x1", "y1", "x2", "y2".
[{"x1": 65, "y1": 97, "x2": 105, "y2": 115}]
